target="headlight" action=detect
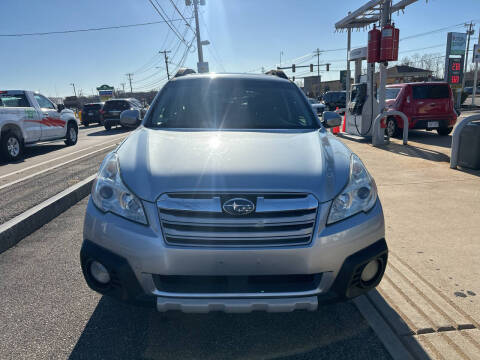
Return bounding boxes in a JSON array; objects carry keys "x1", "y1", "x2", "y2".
[
  {"x1": 91, "y1": 152, "x2": 147, "y2": 224},
  {"x1": 327, "y1": 154, "x2": 377, "y2": 224}
]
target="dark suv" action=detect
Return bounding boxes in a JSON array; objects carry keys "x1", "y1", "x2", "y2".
[
  {"x1": 81, "y1": 103, "x2": 104, "y2": 127},
  {"x1": 102, "y1": 98, "x2": 145, "y2": 130},
  {"x1": 323, "y1": 91, "x2": 346, "y2": 111}
]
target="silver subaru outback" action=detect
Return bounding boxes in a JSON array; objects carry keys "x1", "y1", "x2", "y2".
[{"x1": 80, "y1": 73, "x2": 387, "y2": 313}]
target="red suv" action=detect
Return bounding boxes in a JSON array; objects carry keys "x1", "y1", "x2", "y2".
[{"x1": 385, "y1": 82, "x2": 457, "y2": 137}]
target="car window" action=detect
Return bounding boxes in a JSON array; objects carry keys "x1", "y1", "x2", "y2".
[
  {"x1": 34, "y1": 94, "x2": 56, "y2": 109},
  {"x1": 385, "y1": 88, "x2": 401, "y2": 100},
  {"x1": 103, "y1": 100, "x2": 130, "y2": 110},
  {"x1": 412, "y1": 85, "x2": 449, "y2": 100},
  {"x1": 0, "y1": 93, "x2": 30, "y2": 107},
  {"x1": 83, "y1": 104, "x2": 102, "y2": 111},
  {"x1": 146, "y1": 78, "x2": 318, "y2": 130}
]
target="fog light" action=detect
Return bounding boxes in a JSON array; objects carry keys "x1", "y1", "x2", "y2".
[
  {"x1": 361, "y1": 260, "x2": 380, "y2": 283},
  {"x1": 90, "y1": 260, "x2": 110, "y2": 284}
]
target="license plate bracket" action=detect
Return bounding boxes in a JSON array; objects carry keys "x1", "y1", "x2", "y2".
[{"x1": 427, "y1": 121, "x2": 439, "y2": 128}]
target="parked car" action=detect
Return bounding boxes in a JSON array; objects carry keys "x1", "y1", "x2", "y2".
[
  {"x1": 101, "y1": 98, "x2": 145, "y2": 131},
  {"x1": 385, "y1": 82, "x2": 457, "y2": 137},
  {"x1": 0, "y1": 90, "x2": 78, "y2": 161},
  {"x1": 81, "y1": 102, "x2": 104, "y2": 127},
  {"x1": 464, "y1": 86, "x2": 480, "y2": 95},
  {"x1": 323, "y1": 91, "x2": 346, "y2": 111},
  {"x1": 81, "y1": 73, "x2": 387, "y2": 313},
  {"x1": 308, "y1": 97, "x2": 325, "y2": 116}
]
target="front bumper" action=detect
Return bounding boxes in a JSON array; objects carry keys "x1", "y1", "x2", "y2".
[{"x1": 81, "y1": 198, "x2": 386, "y2": 312}]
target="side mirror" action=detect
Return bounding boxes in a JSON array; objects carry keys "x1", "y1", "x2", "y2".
[
  {"x1": 322, "y1": 111, "x2": 342, "y2": 128},
  {"x1": 57, "y1": 104, "x2": 65, "y2": 112},
  {"x1": 120, "y1": 109, "x2": 140, "y2": 128}
]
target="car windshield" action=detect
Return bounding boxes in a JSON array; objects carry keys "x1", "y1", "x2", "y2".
[
  {"x1": 324, "y1": 92, "x2": 345, "y2": 102},
  {"x1": 83, "y1": 104, "x2": 102, "y2": 110},
  {"x1": 385, "y1": 88, "x2": 401, "y2": 100},
  {"x1": 145, "y1": 77, "x2": 318, "y2": 129}
]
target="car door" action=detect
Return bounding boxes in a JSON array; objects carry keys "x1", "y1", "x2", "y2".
[{"x1": 34, "y1": 94, "x2": 65, "y2": 139}]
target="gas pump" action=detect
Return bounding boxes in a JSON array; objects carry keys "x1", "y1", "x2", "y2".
[{"x1": 345, "y1": 48, "x2": 379, "y2": 137}]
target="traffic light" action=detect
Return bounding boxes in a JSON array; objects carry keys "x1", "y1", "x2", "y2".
[
  {"x1": 326, "y1": 63, "x2": 330, "y2": 71},
  {"x1": 292, "y1": 64, "x2": 296, "y2": 72},
  {"x1": 310, "y1": 64, "x2": 313, "y2": 72}
]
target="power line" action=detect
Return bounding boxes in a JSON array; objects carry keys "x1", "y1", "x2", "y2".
[
  {"x1": 0, "y1": 18, "x2": 191, "y2": 37},
  {"x1": 147, "y1": 0, "x2": 188, "y2": 46},
  {"x1": 168, "y1": 0, "x2": 195, "y2": 35}
]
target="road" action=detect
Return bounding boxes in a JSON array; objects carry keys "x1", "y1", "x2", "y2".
[
  {"x1": 1, "y1": 116, "x2": 480, "y2": 359},
  {"x1": 0, "y1": 125, "x2": 128, "y2": 224},
  {"x1": 0, "y1": 198, "x2": 391, "y2": 360}
]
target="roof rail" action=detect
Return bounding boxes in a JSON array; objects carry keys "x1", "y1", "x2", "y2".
[
  {"x1": 265, "y1": 69, "x2": 288, "y2": 80},
  {"x1": 174, "y1": 68, "x2": 196, "y2": 78}
]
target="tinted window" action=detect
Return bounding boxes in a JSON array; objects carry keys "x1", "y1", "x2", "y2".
[
  {"x1": 385, "y1": 88, "x2": 401, "y2": 100},
  {"x1": 83, "y1": 104, "x2": 102, "y2": 111},
  {"x1": 412, "y1": 85, "x2": 449, "y2": 100},
  {"x1": 146, "y1": 78, "x2": 318, "y2": 130},
  {"x1": 0, "y1": 93, "x2": 30, "y2": 107},
  {"x1": 103, "y1": 100, "x2": 130, "y2": 111}
]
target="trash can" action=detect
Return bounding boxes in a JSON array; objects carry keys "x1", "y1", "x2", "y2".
[{"x1": 457, "y1": 121, "x2": 480, "y2": 170}]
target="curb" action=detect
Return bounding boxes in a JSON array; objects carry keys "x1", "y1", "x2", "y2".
[
  {"x1": 0, "y1": 175, "x2": 96, "y2": 254},
  {"x1": 353, "y1": 293, "x2": 416, "y2": 360}
]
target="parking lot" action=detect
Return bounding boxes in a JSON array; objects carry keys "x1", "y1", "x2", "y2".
[{"x1": 0, "y1": 110, "x2": 478, "y2": 359}]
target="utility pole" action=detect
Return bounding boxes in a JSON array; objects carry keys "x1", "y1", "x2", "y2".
[
  {"x1": 192, "y1": 0, "x2": 206, "y2": 72},
  {"x1": 120, "y1": 83, "x2": 126, "y2": 94},
  {"x1": 126, "y1": 73, "x2": 133, "y2": 95},
  {"x1": 462, "y1": 21, "x2": 475, "y2": 92},
  {"x1": 70, "y1": 83, "x2": 77, "y2": 97},
  {"x1": 472, "y1": 30, "x2": 479, "y2": 106},
  {"x1": 159, "y1": 50, "x2": 172, "y2": 80},
  {"x1": 280, "y1": 51, "x2": 284, "y2": 66},
  {"x1": 314, "y1": 48, "x2": 321, "y2": 98}
]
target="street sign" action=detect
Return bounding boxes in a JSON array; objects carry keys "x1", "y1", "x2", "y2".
[
  {"x1": 447, "y1": 32, "x2": 467, "y2": 56},
  {"x1": 446, "y1": 58, "x2": 463, "y2": 87},
  {"x1": 473, "y1": 44, "x2": 480, "y2": 63}
]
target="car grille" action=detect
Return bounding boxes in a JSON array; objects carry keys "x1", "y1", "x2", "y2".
[
  {"x1": 152, "y1": 274, "x2": 323, "y2": 294},
  {"x1": 157, "y1": 193, "x2": 319, "y2": 247}
]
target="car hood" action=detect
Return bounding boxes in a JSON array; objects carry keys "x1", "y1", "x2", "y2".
[{"x1": 116, "y1": 128, "x2": 351, "y2": 203}]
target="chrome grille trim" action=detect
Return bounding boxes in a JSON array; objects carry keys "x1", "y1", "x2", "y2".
[{"x1": 157, "y1": 193, "x2": 319, "y2": 247}]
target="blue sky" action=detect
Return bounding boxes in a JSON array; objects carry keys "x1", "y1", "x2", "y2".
[{"x1": 1, "y1": 0, "x2": 479, "y2": 97}]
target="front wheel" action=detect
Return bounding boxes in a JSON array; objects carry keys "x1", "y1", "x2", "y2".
[
  {"x1": 65, "y1": 123, "x2": 78, "y2": 146},
  {"x1": 1, "y1": 132, "x2": 24, "y2": 161},
  {"x1": 83, "y1": 121, "x2": 89, "y2": 127},
  {"x1": 104, "y1": 123, "x2": 112, "y2": 131},
  {"x1": 386, "y1": 117, "x2": 401, "y2": 138},
  {"x1": 437, "y1": 127, "x2": 453, "y2": 136}
]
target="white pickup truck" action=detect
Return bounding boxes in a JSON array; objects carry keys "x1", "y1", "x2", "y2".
[{"x1": 0, "y1": 90, "x2": 79, "y2": 161}]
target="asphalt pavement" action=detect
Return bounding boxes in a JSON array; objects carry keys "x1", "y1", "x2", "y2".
[
  {"x1": 0, "y1": 198, "x2": 391, "y2": 360},
  {"x1": 0, "y1": 125, "x2": 128, "y2": 225}
]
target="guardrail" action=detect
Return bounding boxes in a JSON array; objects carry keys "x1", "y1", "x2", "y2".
[
  {"x1": 372, "y1": 110, "x2": 409, "y2": 146},
  {"x1": 450, "y1": 113, "x2": 480, "y2": 169}
]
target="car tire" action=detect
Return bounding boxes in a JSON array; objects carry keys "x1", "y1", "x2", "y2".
[
  {"x1": 83, "y1": 121, "x2": 89, "y2": 127},
  {"x1": 437, "y1": 127, "x2": 453, "y2": 136},
  {"x1": 105, "y1": 123, "x2": 112, "y2": 131},
  {"x1": 65, "y1": 122, "x2": 78, "y2": 146},
  {"x1": 1, "y1": 132, "x2": 24, "y2": 161},
  {"x1": 386, "y1": 117, "x2": 401, "y2": 138}
]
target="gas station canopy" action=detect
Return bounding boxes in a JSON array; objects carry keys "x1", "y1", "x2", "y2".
[{"x1": 335, "y1": 0, "x2": 418, "y2": 29}]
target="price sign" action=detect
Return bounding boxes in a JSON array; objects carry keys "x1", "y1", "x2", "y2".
[{"x1": 447, "y1": 58, "x2": 463, "y2": 87}]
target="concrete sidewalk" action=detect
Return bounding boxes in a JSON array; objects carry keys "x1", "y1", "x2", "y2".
[{"x1": 338, "y1": 128, "x2": 480, "y2": 359}]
